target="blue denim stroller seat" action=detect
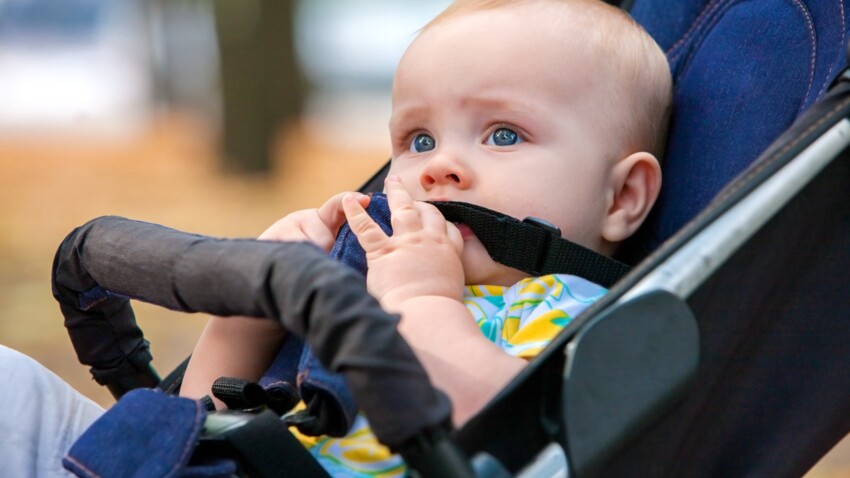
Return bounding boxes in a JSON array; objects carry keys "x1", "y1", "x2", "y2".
[
  {"x1": 51, "y1": 0, "x2": 850, "y2": 477},
  {"x1": 628, "y1": 0, "x2": 850, "y2": 254}
]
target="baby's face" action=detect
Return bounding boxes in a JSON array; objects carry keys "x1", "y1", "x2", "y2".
[{"x1": 388, "y1": 6, "x2": 619, "y2": 286}]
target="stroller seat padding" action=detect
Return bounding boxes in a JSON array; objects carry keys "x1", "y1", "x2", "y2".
[{"x1": 630, "y1": 0, "x2": 850, "y2": 252}]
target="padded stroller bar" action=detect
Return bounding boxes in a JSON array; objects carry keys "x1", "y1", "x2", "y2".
[{"x1": 51, "y1": 216, "x2": 455, "y2": 455}]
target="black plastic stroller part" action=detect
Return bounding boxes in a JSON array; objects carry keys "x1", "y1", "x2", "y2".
[
  {"x1": 596, "y1": 79, "x2": 850, "y2": 478},
  {"x1": 195, "y1": 409, "x2": 332, "y2": 478},
  {"x1": 51, "y1": 217, "x2": 475, "y2": 477},
  {"x1": 562, "y1": 291, "x2": 698, "y2": 477},
  {"x1": 209, "y1": 377, "x2": 275, "y2": 411}
]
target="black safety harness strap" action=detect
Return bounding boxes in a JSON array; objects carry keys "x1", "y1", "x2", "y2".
[{"x1": 432, "y1": 201, "x2": 631, "y2": 288}]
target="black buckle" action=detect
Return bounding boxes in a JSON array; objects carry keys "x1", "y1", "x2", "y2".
[{"x1": 522, "y1": 216, "x2": 561, "y2": 236}]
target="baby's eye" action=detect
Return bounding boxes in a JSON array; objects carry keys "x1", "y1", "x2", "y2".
[
  {"x1": 409, "y1": 133, "x2": 436, "y2": 153},
  {"x1": 486, "y1": 127, "x2": 523, "y2": 147}
]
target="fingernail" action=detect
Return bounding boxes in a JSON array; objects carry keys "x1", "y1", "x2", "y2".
[{"x1": 386, "y1": 175, "x2": 400, "y2": 183}]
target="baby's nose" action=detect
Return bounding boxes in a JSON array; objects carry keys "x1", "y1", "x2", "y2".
[{"x1": 420, "y1": 154, "x2": 471, "y2": 190}]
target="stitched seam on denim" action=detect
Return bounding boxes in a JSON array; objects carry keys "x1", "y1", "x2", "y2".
[
  {"x1": 711, "y1": 95, "x2": 850, "y2": 207},
  {"x1": 164, "y1": 400, "x2": 205, "y2": 478},
  {"x1": 669, "y1": 0, "x2": 734, "y2": 65},
  {"x1": 64, "y1": 456, "x2": 102, "y2": 478},
  {"x1": 816, "y1": 0, "x2": 845, "y2": 100},
  {"x1": 787, "y1": 0, "x2": 818, "y2": 113},
  {"x1": 666, "y1": 0, "x2": 726, "y2": 59},
  {"x1": 674, "y1": 0, "x2": 740, "y2": 82}
]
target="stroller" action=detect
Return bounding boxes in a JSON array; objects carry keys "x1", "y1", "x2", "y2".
[{"x1": 50, "y1": 0, "x2": 850, "y2": 476}]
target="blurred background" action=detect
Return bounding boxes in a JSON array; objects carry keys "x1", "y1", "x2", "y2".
[{"x1": 0, "y1": 0, "x2": 846, "y2": 475}]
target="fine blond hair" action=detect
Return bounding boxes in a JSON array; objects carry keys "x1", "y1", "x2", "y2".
[{"x1": 424, "y1": 0, "x2": 672, "y2": 159}]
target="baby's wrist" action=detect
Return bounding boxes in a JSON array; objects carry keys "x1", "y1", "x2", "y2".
[{"x1": 378, "y1": 287, "x2": 462, "y2": 312}]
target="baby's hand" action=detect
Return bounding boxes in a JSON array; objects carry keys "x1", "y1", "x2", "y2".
[
  {"x1": 342, "y1": 176, "x2": 464, "y2": 308},
  {"x1": 259, "y1": 192, "x2": 371, "y2": 251}
]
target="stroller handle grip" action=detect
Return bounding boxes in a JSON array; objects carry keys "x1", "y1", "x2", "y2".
[{"x1": 50, "y1": 216, "x2": 467, "y2": 464}]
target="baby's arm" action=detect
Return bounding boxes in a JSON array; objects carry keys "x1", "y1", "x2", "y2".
[
  {"x1": 342, "y1": 177, "x2": 525, "y2": 425},
  {"x1": 181, "y1": 316, "x2": 286, "y2": 409},
  {"x1": 180, "y1": 193, "x2": 371, "y2": 408},
  {"x1": 391, "y1": 296, "x2": 525, "y2": 426}
]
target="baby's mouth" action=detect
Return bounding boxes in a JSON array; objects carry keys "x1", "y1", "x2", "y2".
[{"x1": 453, "y1": 222, "x2": 475, "y2": 239}]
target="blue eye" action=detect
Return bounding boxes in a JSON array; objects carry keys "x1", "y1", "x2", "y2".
[
  {"x1": 410, "y1": 133, "x2": 436, "y2": 153},
  {"x1": 487, "y1": 127, "x2": 522, "y2": 146}
]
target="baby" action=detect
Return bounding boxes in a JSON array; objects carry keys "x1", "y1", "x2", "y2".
[{"x1": 181, "y1": 0, "x2": 672, "y2": 475}]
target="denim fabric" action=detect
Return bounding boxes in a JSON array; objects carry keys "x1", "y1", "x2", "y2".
[
  {"x1": 78, "y1": 286, "x2": 129, "y2": 310},
  {"x1": 63, "y1": 389, "x2": 236, "y2": 478},
  {"x1": 329, "y1": 193, "x2": 393, "y2": 275},
  {"x1": 297, "y1": 345, "x2": 358, "y2": 433},
  {"x1": 258, "y1": 333, "x2": 302, "y2": 390},
  {"x1": 258, "y1": 332, "x2": 303, "y2": 412},
  {"x1": 629, "y1": 0, "x2": 850, "y2": 252},
  {"x1": 256, "y1": 193, "x2": 392, "y2": 434}
]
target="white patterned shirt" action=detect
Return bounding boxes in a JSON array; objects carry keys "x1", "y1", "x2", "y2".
[{"x1": 294, "y1": 274, "x2": 607, "y2": 477}]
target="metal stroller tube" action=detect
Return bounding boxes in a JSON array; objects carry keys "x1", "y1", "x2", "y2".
[{"x1": 51, "y1": 216, "x2": 475, "y2": 476}]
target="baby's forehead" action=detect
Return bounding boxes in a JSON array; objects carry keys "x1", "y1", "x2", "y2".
[
  {"x1": 399, "y1": 9, "x2": 616, "y2": 96},
  {"x1": 410, "y1": 4, "x2": 627, "y2": 76},
  {"x1": 427, "y1": 4, "x2": 574, "y2": 38},
  {"x1": 423, "y1": 1, "x2": 627, "y2": 42}
]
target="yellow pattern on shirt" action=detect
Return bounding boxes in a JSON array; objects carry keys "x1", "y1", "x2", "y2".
[{"x1": 292, "y1": 274, "x2": 606, "y2": 477}]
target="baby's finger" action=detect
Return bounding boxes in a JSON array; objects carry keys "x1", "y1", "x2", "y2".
[
  {"x1": 416, "y1": 201, "x2": 449, "y2": 233},
  {"x1": 385, "y1": 176, "x2": 421, "y2": 233},
  {"x1": 298, "y1": 218, "x2": 337, "y2": 251},
  {"x1": 342, "y1": 193, "x2": 388, "y2": 251},
  {"x1": 446, "y1": 221, "x2": 464, "y2": 256},
  {"x1": 317, "y1": 192, "x2": 371, "y2": 232}
]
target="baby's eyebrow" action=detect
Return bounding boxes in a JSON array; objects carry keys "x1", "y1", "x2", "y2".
[
  {"x1": 389, "y1": 105, "x2": 429, "y2": 133},
  {"x1": 458, "y1": 95, "x2": 542, "y2": 115}
]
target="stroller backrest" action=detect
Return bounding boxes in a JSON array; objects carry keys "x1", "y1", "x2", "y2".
[{"x1": 626, "y1": 0, "x2": 850, "y2": 256}]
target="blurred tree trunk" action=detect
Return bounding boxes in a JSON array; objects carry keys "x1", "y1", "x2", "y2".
[{"x1": 213, "y1": 0, "x2": 305, "y2": 173}]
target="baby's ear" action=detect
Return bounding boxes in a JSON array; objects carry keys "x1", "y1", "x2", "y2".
[{"x1": 601, "y1": 151, "x2": 662, "y2": 243}]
